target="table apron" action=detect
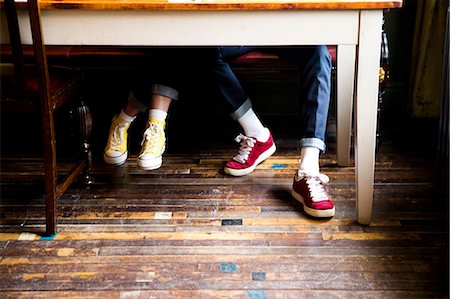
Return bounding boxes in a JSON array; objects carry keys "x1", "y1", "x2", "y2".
[{"x1": 1, "y1": 9, "x2": 360, "y2": 46}]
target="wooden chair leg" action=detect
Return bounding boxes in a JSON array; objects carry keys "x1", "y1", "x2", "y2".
[
  {"x1": 376, "y1": 87, "x2": 384, "y2": 151},
  {"x1": 43, "y1": 112, "x2": 58, "y2": 236},
  {"x1": 44, "y1": 99, "x2": 93, "y2": 235},
  {"x1": 76, "y1": 99, "x2": 94, "y2": 186}
]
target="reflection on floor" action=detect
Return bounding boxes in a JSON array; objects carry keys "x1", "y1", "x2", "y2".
[{"x1": 1, "y1": 134, "x2": 448, "y2": 298}]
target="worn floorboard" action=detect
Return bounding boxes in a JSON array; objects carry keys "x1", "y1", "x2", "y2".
[{"x1": 0, "y1": 141, "x2": 448, "y2": 298}]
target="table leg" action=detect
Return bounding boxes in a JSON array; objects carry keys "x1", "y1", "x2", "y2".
[
  {"x1": 336, "y1": 44, "x2": 356, "y2": 166},
  {"x1": 355, "y1": 10, "x2": 383, "y2": 225}
]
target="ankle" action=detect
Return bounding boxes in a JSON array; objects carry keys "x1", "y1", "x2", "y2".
[
  {"x1": 118, "y1": 109, "x2": 136, "y2": 123},
  {"x1": 148, "y1": 109, "x2": 168, "y2": 122},
  {"x1": 255, "y1": 127, "x2": 270, "y2": 142},
  {"x1": 299, "y1": 147, "x2": 320, "y2": 175}
]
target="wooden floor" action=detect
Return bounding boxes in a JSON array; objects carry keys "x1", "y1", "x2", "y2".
[{"x1": 0, "y1": 133, "x2": 449, "y2": 298}]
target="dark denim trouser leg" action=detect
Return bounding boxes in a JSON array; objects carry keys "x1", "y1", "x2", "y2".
[
  {"x1": 213, "y1": 47, "x2": 256, "y2": 119},
  {"x1": 217, "y1": 46, "x2": 331, "y2": 151},
  {"x1": 129, "y1": 84, "x2": 179, "y2": 112},
  {"x1": 275, "y1": 46, "x2": 332, "y2": 151},
  {"x1": 128, "y1": 48, "x2": 202, "y2": 111}
]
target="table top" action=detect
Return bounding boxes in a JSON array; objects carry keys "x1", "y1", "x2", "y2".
[{"x1": 6, "y1": 0, "x2": 402, "y2": 11}]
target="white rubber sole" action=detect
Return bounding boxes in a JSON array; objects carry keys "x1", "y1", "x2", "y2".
[
  {"x1": 137, "y1": 144, "x2": 166, "y2": 170},
  {"x1": 224, "y1": 144, "x2": 276, "y2": 177},
  {"x1": 104, "y1": 151, "x2": 128, "y2": 166},
  {"x1": 291, "y1": 189, "x2": 335, "y2": 218},
  {"x1": 137, "y1": 155, "x2": 163, "y2": 170}
]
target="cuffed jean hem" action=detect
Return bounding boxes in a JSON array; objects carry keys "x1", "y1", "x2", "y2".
[
  {"x1": 298, "y1": 138, "x2": 326, "y2": 152},
  {"x1": 152, "y1": 84, "x2": 179, "y2": 101},
  {"x1": 230, "y1": 98, "x2": 252, "y2": 120},
  {"x1": 128, "y1": 91, "x2": 148, "y2": 112}
]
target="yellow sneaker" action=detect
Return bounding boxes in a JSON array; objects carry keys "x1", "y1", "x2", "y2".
[
  {"x1": 103, "y1": 115, "x2": 131, "y2": 166},
  {"x1": 137, "y1": 118, "x2": 166, "y2": 170}
]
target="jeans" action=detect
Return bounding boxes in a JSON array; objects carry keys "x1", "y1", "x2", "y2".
[
  {"x1": 129, "y1": 48, "x2": 218, "y2": 112},
  {"x1": 213, "y1": 46, "x2": 332, "y2": 151},
  {"x1": 129, "y1": 84, "x2": 179, "y2": 112}
]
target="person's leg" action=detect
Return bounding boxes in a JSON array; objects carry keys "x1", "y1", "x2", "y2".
[
  {"x1": 277, "y1": 46, "x2": 335, "y2": 218},
  {"x1": 211, "y1": 47, "x2": 276, "y2": 176},
  {"x1": 103, "y1": 92, "x2": 146, "y2": 166},
  {"x1": 297, "y1": 46, "x2": 330, "y2": 176},
  {"x1": 210, "y1": 47, "x2": 268, "y2": 140},
  {"x1": 138, "y1": 84, "x2": 179, "y2": 170},
  {"x1": 275, "y1": 46, "x2": 331, "y2": 171}
]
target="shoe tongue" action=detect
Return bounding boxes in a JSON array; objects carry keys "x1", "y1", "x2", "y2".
[
  {"x1": 297, "y1": 170, "x2": 329, "y2": 184},
  {"x1": 297, "y1": 170, "x2": 315, "y2": 179},
  {"x1": 236, "y1": 134, "x2": 256, "y2": 144},
  {"x1": 148, "y1": 118, "x2": 165, "y2": 128}
]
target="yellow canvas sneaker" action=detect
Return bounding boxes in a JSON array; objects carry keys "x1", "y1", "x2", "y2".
[
  {"x1": 137, "y1": 118, "x2": 166, "y2": 170},
  {"x1": 103, "y1": 115, "x2": 131, "y2": 166}
]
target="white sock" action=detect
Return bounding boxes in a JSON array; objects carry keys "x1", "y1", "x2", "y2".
[
  {"x1": 300, "y1": 147, "x2": 320, "y2": 175},
  {"x1": 148, "y1": 109, "x2": 168, "y2": 122},
  {"x1": 237, "y1": 108, "x2": 270, "y2": 142},
  {"x1": 118, "y1": 110, "x2": 136, "y2": 123}
]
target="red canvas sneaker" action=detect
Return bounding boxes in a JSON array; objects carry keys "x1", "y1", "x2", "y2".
[
  {"x1": 224, "y1": 133, "x2": 276, "y2": 176},
  {"x1": 291, "y1": 170, "x2": 335, "y2": 218}
]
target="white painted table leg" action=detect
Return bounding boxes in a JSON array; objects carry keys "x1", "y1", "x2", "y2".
[
  {"x1": 336, "y1": 44, "x2": 356, "y2": 166},
  {"x1": 355, "y1": 10, "x2": 383, "y2": 225}
]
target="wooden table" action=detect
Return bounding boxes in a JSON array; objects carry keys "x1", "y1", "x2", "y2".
[{"x1": 0, "y1": 0, "x2": 402, "y2": 225}]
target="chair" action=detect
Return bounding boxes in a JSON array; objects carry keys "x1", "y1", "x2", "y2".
[{"x1": 2, "y1": 0, "x2": 93, "y2": 235}]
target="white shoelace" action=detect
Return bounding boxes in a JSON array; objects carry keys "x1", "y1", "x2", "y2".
[
  {"x1": 297, "y1": 170, "x2": 330, "y2": 202},
  {"x1": 109, "y1": 122, "x2": 128, "y2": 151},
  {"x1": 141, "y1": 123, "x2": 160, "y2": 153},
  {"x1": 232, "y1": 134, "x2": 256, "y2": 164}
]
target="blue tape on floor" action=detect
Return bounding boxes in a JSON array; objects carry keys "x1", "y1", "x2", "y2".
[
  {"x1": 221, "y1": 219, "x2": 243, "y2": 226},
  {"x1": 252, "y1": 272, "x2": 266, "y2": 281},
  {"x1": 271, "y1": 163, "x2": 288, "y2": 169},
  {"x1": 247, "y1": 290, "x2": 267, "y2": 299},
  {"x1": 220, "y1": 263, "x2": 238, "y2": 273},
  {"x1": 40, "y1": 233, "x2": 58, "y2": 241}
]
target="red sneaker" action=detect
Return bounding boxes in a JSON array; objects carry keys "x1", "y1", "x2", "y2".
[
  {"x1": 291, "y1": 171, "x2": 335, "y2": 218},
  {"x1": 224, "y1": 133, "x2": 276, "y2": 176}
]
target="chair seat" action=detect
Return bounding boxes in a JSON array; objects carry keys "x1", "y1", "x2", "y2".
[
  {"x1": 230, "y1": 46, "x2": 337, "y2": 65},
  {"x1": 1, "y1": 64, "x2": 80, "y2": 113}
]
